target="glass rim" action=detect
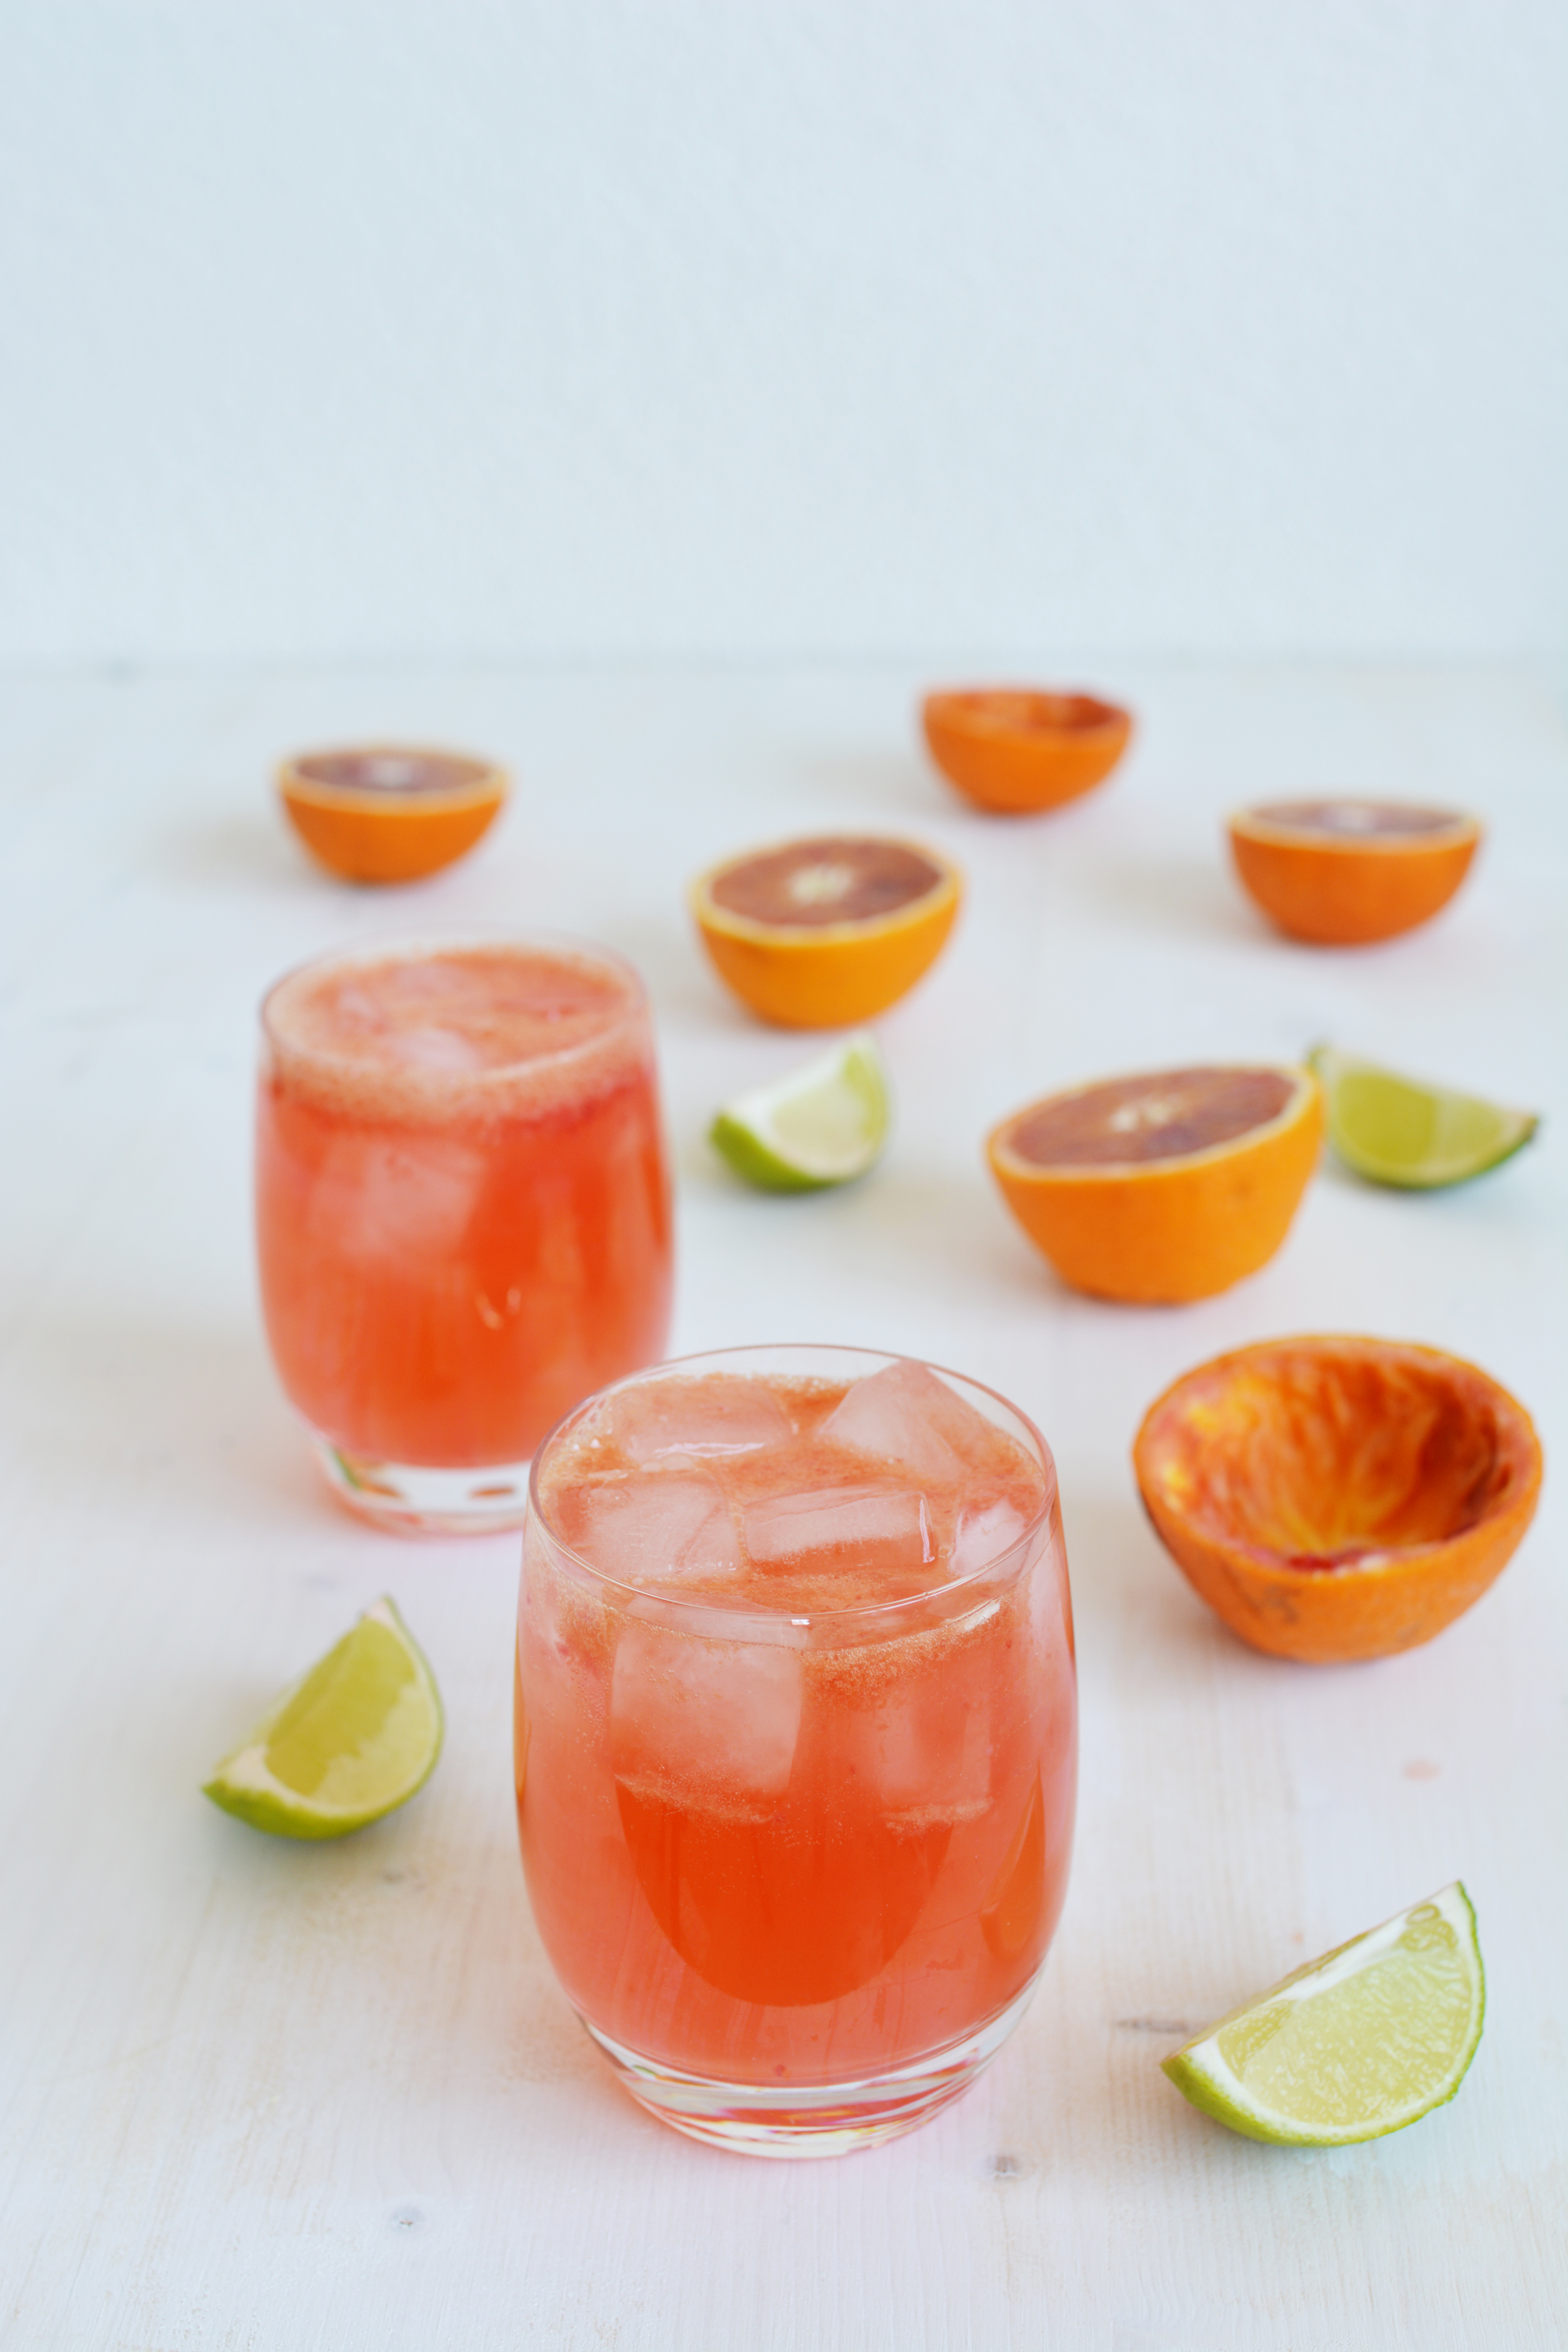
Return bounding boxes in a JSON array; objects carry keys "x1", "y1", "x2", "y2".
[
  {"x1": 526, "y1": 1342, "x2": 1058, "y2": 1629},
  {"x1": 258, "y1": 926, "x2": 650, "y2": 1080}
]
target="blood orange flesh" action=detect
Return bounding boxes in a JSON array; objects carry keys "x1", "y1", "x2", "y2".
[
  {"x1": 708, "y1": 838, "x2": 947, "y2": 931},
  {"x1": 1007, "y1": 1068, "x2": 1297, "y2": 1169},
  {"x1": 1244, "y1": 800, "x2": 1469, "y2": 840},
  {"x1": 293, "y1": 749, "x2": 494, "y2": 798}
]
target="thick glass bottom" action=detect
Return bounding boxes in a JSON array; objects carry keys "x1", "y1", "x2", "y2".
[
  {"x1": 309, "y1": 1433, "x2": 533, "y2": 1535},
  {"x1": 581, "y1": 1974, "x2": 1041, "y2": 2158}
]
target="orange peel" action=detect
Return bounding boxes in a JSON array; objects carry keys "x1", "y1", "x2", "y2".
[
  {"x1": 690, "y1": 835, "x2": 961, "y2": 1028},
  {"x1": 922, "y1": 689, "x2": 1132, "y2": 814},
  {"x1": 277, "y1": 746, "x2": 507, "y2": 884},
  {"x1": 1228, "y1": 799, "x2": 1480, "y2": 946},
  {"x1": 1132, "y1": 1336, "x2": 1543, "y2": 1662},
  {"x1": 987, "y1": 1063, "x2": 1321, "y2": 1304}
]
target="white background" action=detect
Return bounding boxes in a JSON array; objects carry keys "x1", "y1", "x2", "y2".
[
  {"x1": 1, "y1": 8, "x2": 1566, "y2": 2347},
  {"x1": 1, "y1": 0, "x2": 1565, "y2": 668}
]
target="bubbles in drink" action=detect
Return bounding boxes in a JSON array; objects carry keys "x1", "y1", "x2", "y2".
[
  {"x1": 605, "y1": 1372, "x2": 794, "y2": 1463},
  {"x1": 536, "y1": 1366, "x2": 1048, "y2": 1610}
]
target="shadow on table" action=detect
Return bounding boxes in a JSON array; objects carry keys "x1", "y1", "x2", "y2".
[
  {"x1": 157, "y1": 809, "x2": 330, "y2": 897},
  {"x1": 1084, "y1": 852, "x2": 1265, "y2": 949}
]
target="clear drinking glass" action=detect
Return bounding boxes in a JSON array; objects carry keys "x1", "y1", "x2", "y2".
[
  {"x1": 515, "y1": 1344, "x2": 1077, "y2": 2155},
  {"x1": 256, "y1": 933, "x2": 673, "y2": 1533}
]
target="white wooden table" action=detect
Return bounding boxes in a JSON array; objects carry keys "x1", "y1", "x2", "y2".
[{"x1": 1, "y1": 660, "x2": 1562, "y2": 2350}]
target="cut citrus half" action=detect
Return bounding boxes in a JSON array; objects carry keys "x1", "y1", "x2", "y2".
[
  {"x1": 277, "y1": 745, "x2": 507, "y2": 883},
  {"x1": 1163, "y1": 1883, "x2": 1484, "y2": 2146},
  {"x1": 921, "y1": 688, "x2": 1132, "y2": 814},
  {"x1": 1132, "y1": 1335, "x2": 1543, "y2": 1661},
  {"x1": 1310, "y1": 1045, "x2": 1538, "y2": 1189},
  {"x1": 690, "y1": 835, "x2": 961, "y2": 1027},
  {"x1": 987, "y1": 1063, "x2": 1321, "y2": 1303},
  {"x1": 1228, "y1": 799, "x2": 1480, "y2": 945},
  {"x1": 710, "y1": 1032, "x2": 891, "y2": 1191},
  {"x1": 203, "y1": 1597, "x2": 444, "y2": 1839}
]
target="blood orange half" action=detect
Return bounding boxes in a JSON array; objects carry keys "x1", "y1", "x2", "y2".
[
  {"x1": 987, "y1": 1063, "x2": 1322, "y2": 1302},
  {"x1": 277, "y1": 746, "x2": 508, "y2": 884},
  {"x1": 690, "y1": 836, "x2": 962, "y2": 1027},
  {"x1": 922, "y1": 689, "x2": 1132, "y2": 814},
  {"x1": 1228, "y1": 799, "x2": 1480, "y2": 945}
]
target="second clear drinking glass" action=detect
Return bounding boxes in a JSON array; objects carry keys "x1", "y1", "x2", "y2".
[
  {"x1": 256, "y1": 932, "x2": 673, "y2": 1532},
  {"x1": 515, "y1": 1344, "x2": 1077, "y2": 2155}
]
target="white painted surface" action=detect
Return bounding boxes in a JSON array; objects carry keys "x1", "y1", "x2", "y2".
[
  {"x1": 0, "y1": 659, "x2": 1564, "y2": 2348},
  {"x1": 2, "y1": 4, "x2": 1565, "y2": 667}
]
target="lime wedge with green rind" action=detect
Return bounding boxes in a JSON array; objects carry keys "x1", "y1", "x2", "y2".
[
  {"x1": 711, "y1": 1032, "x2": 891, "y2": 1193},
  {"x1": 1311, "y1": 1045, "x2": 1538, "y2": 1189},
  {"x1": 203, "y1": 1597, "x2": 443, "y2": 1839},
  {"x1": 1163, "y1": 1882, "x2": 1483, "y2": 2145}
]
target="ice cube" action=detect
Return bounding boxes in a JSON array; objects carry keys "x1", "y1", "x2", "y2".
[
  {"x1": 819, "y1": 1361, "x2": 1000, "y2": 1485},
  {"x1": 743, "y1": 1485, "x2": 934, "y2": 1581},
  {"x1": 949, "y1": 1499, "x2": 1029, "y2": 1580},
  {"x1": 610, "y1": 1622, "x2": 802, "y2": 1810},
  {"x1": 387, "y1": 1024, "x2": 489, "y2": 1072},
  {"x1": 319, "y1": 1133, "x2": 486, "y2": 1258},
  {"x1": 560, "y1": 1472, "x2": 740, "y2": 1588},
  {"x1": 611, "y1": 1373, "x2": 793, "y2": 1463},
  {"x1": 838, "y1": 1646, "x2": 995, "y2": 1824}
]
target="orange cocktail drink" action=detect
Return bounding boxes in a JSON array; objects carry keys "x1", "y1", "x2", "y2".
[
  {"x1": 516, "y1": 1345, "x2": 1076, "y2": 2155},
  {"x1": 257, "y1": 936, "x2": 672, "y2": 1532}
]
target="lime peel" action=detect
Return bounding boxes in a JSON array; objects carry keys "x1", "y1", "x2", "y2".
[
  {"x1": 710, "y1": 1032, "x2": 891, "y2": 1193},
  {"x1": 203, "y1": 1596, "x2": 444, "y2": 1840},
  {"x1": 1310, "y1": 1045, "x2": 1538, "y2": 1190},
  {"x1": 1162, "y1": 1882, "x2": 1483, "y2": 2146}
]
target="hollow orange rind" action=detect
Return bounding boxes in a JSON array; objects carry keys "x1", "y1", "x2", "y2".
[
  {"x1": 690, "y1": 836, "x2": 962, "y2": 1028},
  {"x1": 1228, "y1": 800, "x2": 1481, "y2": 946},
  {"x1": 922, "y1": 689, "x2": 1132, "y2": 814},
  {"x1": 987, "y1": 1063, "x2": 1322, "y2": 1304},
  {"x1": 1133, "y1": 1336, "x2": 1543, "y2": 1663},
  {"x1": 277, "y1": 745, "x2": 508, "y2": 883}
]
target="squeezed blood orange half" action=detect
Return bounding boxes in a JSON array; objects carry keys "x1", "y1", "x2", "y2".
[
  {"x1": 277, "y1": 745, "x2": 508, "y2": 883},
  {"x1": 690, "y1": 836, "x2": 962, "y2": 1027},
  {"x1": 987, "y1": 1063, "x2": 1322, "y2": 1303},
  {"x1": 1228, "y1": 799, "x2": 1480, "y2": 945},
  {"x1": 921, "y1": 690, "x2": 1132, "y2": 814},
  {"x1": 1133, "y1": 1336, "x2": 1543, "y2": 1662}
]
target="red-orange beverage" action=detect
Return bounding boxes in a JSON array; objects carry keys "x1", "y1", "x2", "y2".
[
  {"x1": 257, "y1": 937, "x2": 672, "y2": 1532},
  {"x1": 517, "y1": 1346, "x2": 1076, "y2": 2155}
]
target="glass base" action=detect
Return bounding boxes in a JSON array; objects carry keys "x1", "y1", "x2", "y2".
[
  {"x1": 581, "y1": 1975, "x2": 1040, "y2": 2158},
  {"x1": 309, "y1": 1435, "x2": 532, "y2": 1535}
]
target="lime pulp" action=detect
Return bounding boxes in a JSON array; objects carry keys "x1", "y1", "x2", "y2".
[
  {"x1": 710, "y1": 1032, "x2": 891, "y2": 1192},
  {"x1": 1162, "y1": 1882, "x2": 1484, "y2": 2145},
  {"x1": 1310, "y1": 1045, "x2": 1537, "y2": 1188},
  {"x1": 203, "y1": 1597, "x2": 444, "y2": 1840}
]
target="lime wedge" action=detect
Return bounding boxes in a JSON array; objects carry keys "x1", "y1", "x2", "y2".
[
  {"x1": 1310, "y1": 1045, "x2": 1538, "y2": 1188},
  {"x1": 710, "y1": 1032, "x2": 891, "y2": 1192},
  {"x1": 1162, "y1": 1882, "x2": 1484, "y2": 2145},
  {"x1": 203, "y1": 1597, "x2": 443, "y2": 1839}
]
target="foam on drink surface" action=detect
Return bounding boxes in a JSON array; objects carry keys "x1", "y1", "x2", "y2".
[
  {"x1": 539, "y1": 1364, "x2": 1049, "y2": 1614},
  {"x1": 263, "y1": 942, "x2": 648, "y2": 1127}
]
